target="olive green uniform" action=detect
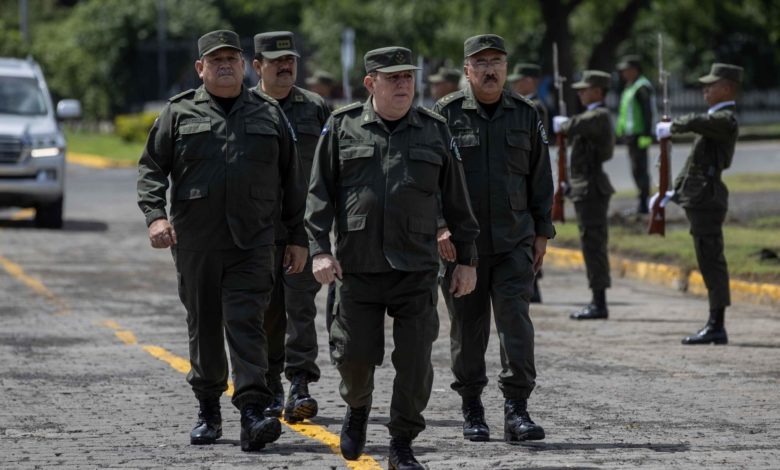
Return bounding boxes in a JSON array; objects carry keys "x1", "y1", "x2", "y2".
[
  {"x1": 434, "y1": 87, "x2": 555, "y2": 400},
  {"x1": 306, "y1": 100, "x2": 479, "y2": 439},
  {"x1": 137, "y1": 85, "x2": 306, "y2": 410},
  {"x1": 261, "y1": 84, "x2": 331, "y2": 383},
  {"x1": 560, "y1": 103, "x2": 616, "y2": 290},
  {"x1": 670, "y1": 104, "x2": 737, "y2": 309}
]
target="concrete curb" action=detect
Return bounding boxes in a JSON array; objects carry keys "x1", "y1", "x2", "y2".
[
  {"x1": 546, "y1": 246, "x2": 780, "y2": 306},
  {"x1": 67, "y1": 152, "x2": 136, "y2": 169}
]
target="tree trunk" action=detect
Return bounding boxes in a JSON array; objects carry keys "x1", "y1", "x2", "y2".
[
  {"x1": 587, "y1": 0, "x2": 648, "y2": 71},
  {"x1": 539, "y1": 0, "x2": 583, "y2": 115}
]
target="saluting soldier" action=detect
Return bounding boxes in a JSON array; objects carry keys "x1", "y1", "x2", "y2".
[
  {"x1": 552, "y1": 71, "x2": 616, "y2": 320},
  {"x1": 306, "y1": 46, "x2": 479, "y2": 469},
  {"x1": 616, "y1": 55, "x2": 657, "y2": 215},
  {"x1": 137, "y1": 30, "x2": 307, "y2": 451},
  {"x1": 252, "y1": 31, "x2": 331, "y2": 422},
  {"x1": 655, "y1": 63, "x2": 743, "y2": 345},
  {"x1": 434, "y1": 34, "x2": 554, "y2": 443}
]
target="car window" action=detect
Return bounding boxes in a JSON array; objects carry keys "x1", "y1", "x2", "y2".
[{"x1": 0, "y1": 77, "x2": 47, "y2": 116}]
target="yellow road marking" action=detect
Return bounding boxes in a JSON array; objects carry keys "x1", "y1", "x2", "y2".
[
  {"x1": 0, "y1": 255, "x2": 70, "y2": 314},
  {"x1": 67, "y1": 152, "x2": 136, "y2": 169},
  {"x1": 11, "y1": 208, "x2": 35, "y2": 220}
]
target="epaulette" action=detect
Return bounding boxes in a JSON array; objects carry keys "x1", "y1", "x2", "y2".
[
  {"x1": 332, "y1": 101, "x2": 362, "y2": 115},
  {"x1": 436, "y1": 89, "x2": 466, "y2": 109},
  {"x1": 168, "y1": 89, "x2": 195, "y2": 102},
  {"x1": 509, "y1": 90, "x2": 536, "y2": 109},
  {"x1": 249, "y1": 87, "x2": 278, "y2": 105},
  {"x1": 417, "y1": 106, "x2": 447, "y2": 123}
]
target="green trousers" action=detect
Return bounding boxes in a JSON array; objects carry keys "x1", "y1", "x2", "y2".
[
  {"x1": 574, "y1": 197, "x2": 611, "y2": 290},
  {"x1": 330, "y1": 270, "x2": 439, "y2": 440},
  {"x1": 685, "y1": 208, "x2": 731, "y2": 309}
]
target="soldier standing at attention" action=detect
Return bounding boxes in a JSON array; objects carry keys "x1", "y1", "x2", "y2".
[
  {"x1": 305, "y1": 70, "x2": 337, "y2": 106},
  {"x1": 552, "y1": 71, "x2": 616, "y2": 320},
  {"x1": 137, "y1": 30, "x2": 307, "y2": 451},
  {"x1": 428, "y1": 66, "x2": 462, "y2": 101},
  {"x1": 655, "y1": 63, "x2": 742, "y2": 345},
  {"x1": 252, "y1": 31, "x2": 331, "y2": 422},
  {"x1": 306, "y1": 46, "x2": 479, "y2": 469},
  {"x1": 616, "y1": 55, "x2": 656, "y2": 215},
  {"x1": 434, "y1": 34, "x2": 554, "y2": 443}
]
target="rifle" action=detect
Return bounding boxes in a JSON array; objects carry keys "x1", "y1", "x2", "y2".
[
  {"x1": 551, "y1": 42, "x2": 567, "y2": 223},
  {"x1": 648, "y1": 33, "x2": 671, "y2": 236}
]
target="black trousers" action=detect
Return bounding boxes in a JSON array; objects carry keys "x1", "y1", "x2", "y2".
[{"x1": 627, "y1": 136, "x2": 650, "y2": 201}]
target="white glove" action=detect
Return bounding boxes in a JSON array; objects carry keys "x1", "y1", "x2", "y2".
[
  {"x1": 655, "y1": 121, "x2": 672, "y2": 140},
  {"x1": 649, "y1": 190, "x2": 674, "y2": 209},
  {"x1": 552, "y1": 115, "x2": 569, "y2": 134}
]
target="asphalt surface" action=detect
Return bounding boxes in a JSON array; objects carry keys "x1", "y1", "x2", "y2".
[{"x1": 1, "y1": 160, "x2": 779, "y2": 469}]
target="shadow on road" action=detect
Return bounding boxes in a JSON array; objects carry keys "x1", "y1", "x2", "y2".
[
  {"x1": 0, "y1": 219, "x2": 108, "y2": 232},
  {"x1": 516, "y1": 441, "x2": 691, "y2": 453}
]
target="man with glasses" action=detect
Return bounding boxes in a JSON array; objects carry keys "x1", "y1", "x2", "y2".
[
  {"x1": 434, "y1": 34, "x2": 554, "y2": 444},
  {"x1": 252, "y1": 31, "x2": 331, "y2": 423},
  {"x1": 306, "y1": 46, "x2": 479, "y2": 469}
]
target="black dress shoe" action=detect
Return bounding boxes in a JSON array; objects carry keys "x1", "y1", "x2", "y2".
[
  {"x1": 570, "y1": 303, "x2": 608, "y2": 320},
  {"x1": 462, "y1": 396, "x2": 490, "y2": 441},
  {"x1": 284, "y1": 374, "x2": 318, "y2": 423},
  {"x1": 388, "y1": 437, "x2": 424, "y2": 470},
  {"x1": 264, "y1": 375, "x2": 284, "y2": 418},
  {"x1": 504, "y1": 399, "x2": 545, "y2": 442},
  {"x1": 340, "y1": 406, "x2": 369, "y2": 460},
  {"x1": 240, "y1": 405, "x2": 281, "y2": 452},
  {"x1": 682, "y1": 324, "x2": 728, "y2": 345},
  {"x1": 190, "y1": 397, "x2": 222, "y2": 445}
]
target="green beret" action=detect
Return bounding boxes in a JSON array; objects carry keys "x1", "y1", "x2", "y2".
[
  {"x1": 364, "y1": 47, "x2": 420, "y2": 74},
  {"x1": 198, "y1": 30, "x2": 242, "y2": 58},
  {"x1": 508, "y1": 63, "x2": 541, "y2": 82},
  {"x1": 571, "y1": 70, "x2": 611, "y2": 90},
  {"x1": 464, "y1": 34, "x2": 507, "y2": 58},
  {"x1": 698, "y1": 63, "x2": 743, "y2": 84},
  {"x1": 428, "y1": 67, "x2": 461, "y2": 84},
  {"x1": 254, "y1": 31, "x2": 300, "y2": 59}
]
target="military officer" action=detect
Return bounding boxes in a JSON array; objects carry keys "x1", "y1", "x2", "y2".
[
  {"x1": 434, "y1": 34, "x2": 554, "y2": 443},
  {"x1": 306, "y1": 46, "x2": 479, "y2": 470},
  {"x1": 655, "y1": 63, "x2": 742, "y2": 345},
  {"x1": 552, "y1": 70, "x2": 616, "y2": 320},
  {"x1": 252, "y1": 30, "x2": 331, "y2": 423},
  {"x1": 428, "y1": 66, "x2": 461, "y2": 100},
  {"x1": 137, "y1": 30, "x2": 308, "y2": 452},
  {"x1": 616, "y1": 55, "x2": 656, "y2": 215}
]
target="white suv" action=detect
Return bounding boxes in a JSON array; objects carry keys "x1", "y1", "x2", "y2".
[{"x1": 0, "y1": 57, "x2": 80, "y2": 228}]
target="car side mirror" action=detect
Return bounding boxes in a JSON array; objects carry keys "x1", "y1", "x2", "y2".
[{"x1": 56, "y1": 99, "x2": 82, "y2": 120}]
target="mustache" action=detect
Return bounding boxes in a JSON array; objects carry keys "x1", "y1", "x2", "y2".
[
  {"x1": 217, "y1": 68, "x2": 234, "y2": 77},
  {"x1": 277, "y1": 69, "x2": 292, "y2": 76},
  {"x1": 483, "y1": 75, "x2": 498, "y2": 83}
]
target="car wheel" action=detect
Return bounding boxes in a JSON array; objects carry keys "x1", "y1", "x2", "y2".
[{"x1": 35, "y1": 197, "x2": 64, "y2": 229}]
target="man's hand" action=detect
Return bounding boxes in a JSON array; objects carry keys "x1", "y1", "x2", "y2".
[
  {"x1": 449, "y1": 264, "x2": 477, "y2": 298},
  {"x1": 312, "y1": 254, "x2": 343, "y2": 285},
  {"x1": 437, "y1": 227, "x2": 457, "y2": 262},
  {"x1": 649, "y1": 190, "x2": 675, "y2": 209},
  {"x1": 552, "y1": 115, "x2": 569, "y2": 134},
  {"x1": 532, "y1": 235, "x2": 547, "y2": 273},
  {"x1": 148, "y1": 218, "x2": 177, "y2": 249},
  {"x1": 284, "y1": 245, "x2": 308, "y2": 274},
  {"x1": 637, "y1": 135, "x2": 653, "y2": 149}
]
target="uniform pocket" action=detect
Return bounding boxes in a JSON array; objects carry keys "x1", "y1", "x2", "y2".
[
  {"x1": 453, "y1": 129, "x2": 480, "y2": 172},
  {"x1": 339, "y1": 141, "x2": 376, "y2": 186},
  {"x1": 407, "y1": 147, "x2": 443, "y2": 193},
  {"x1": 245, "y1": 119, "x2": 279, "y2": 162},
  {"x1": 509, "y1": 191, "x2": 527, "y2": 211},
  {"x1": 506, "y1": 129, "x2": 530, "y2": 174},
  {"x1": 250, "y1": 185, "x2": 276, "y2": 201},
  {"x1": 175, "y1": 183, "x2": 209, "y2": 201},
  {"x1": 176, "y1": 118, "x2": 212, "y2": 160},
  {"x1": 408, "y1": 215, "x2": 437, "y2": 235}
]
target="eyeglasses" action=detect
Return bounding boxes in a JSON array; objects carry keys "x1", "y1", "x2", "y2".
[{"x1": 469, "y1": 58, "x2": 506, "y2": 71}]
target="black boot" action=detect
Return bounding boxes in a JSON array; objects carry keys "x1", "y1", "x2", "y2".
[
  {"x1": 504, "y1": 398, "x2": 545, "y2": 442},
  {"x1": 388, "y1": 437, "x2": 424, "y2": 470},
  {"x1": 190, "y1": 397, "x2": 222, "y2": 445},
  {"x1": 340, "y1": 406, "x2": 369, "y2": 460},
  {"x1": 240, "y1": 404, "x2": 281, "y2": 452},
  {"x1": 264, "y1": 374, "x2": 284, "y2": 418},
  {"x1": 682, "y1": 308, "x2": 727, "y2": 345},
  {"x1": 637, "y1": 196, "x2": 649, "y2": 215},
  {"x1": 571, "y1": 289, "x2": 608, "y2": 320},
  {"x1": 283, "y1": 373, "x2": 318, "y2": 422},
  {"x1": 462, "y1": 396, "x2": 490, "y2": 441}
]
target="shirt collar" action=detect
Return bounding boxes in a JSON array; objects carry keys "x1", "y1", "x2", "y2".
[
  {"x1": 708, "y1": 100, "x2": 736, "y2": 114},
  {"x1": 586, "y1": 101, "x2": 603, "y2": 111}
]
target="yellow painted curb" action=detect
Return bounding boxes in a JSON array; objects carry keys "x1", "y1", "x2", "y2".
[
  {"x1": 67, "y1": 152, "x2": 136, "y2": 169},
  {"x1": 546, "y1": 246, "x2": 780, "y2": 306}
]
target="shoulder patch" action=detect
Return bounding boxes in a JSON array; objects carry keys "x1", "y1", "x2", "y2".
[
  {"x1": 538, "y1": 119, "x2": 548, "y2": 145},
  {"x1": 510, "y1": 91, "x2": 536, "y2": 109},
  {"x1": 332, "y1": 101, "x2": 362, "y2": 116},
  {"x1": 249, "y1": 87, "x2": 278, "y2": 105},
  {"x1": 437, "y1": 90, "x2": 466, "y2": 109},
  {"x1": 449, "y1": 137, "x2": 462, "y2": 161},
  {"x1": 417, "y1": 106, "x2": 447, "y2": 123},
  {"x1": 168, "y1": 89, "x2": 195, "y2": 102}
]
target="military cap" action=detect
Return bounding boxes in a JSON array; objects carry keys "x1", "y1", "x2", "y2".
[
  {"x1": 198, "y1": 30, "x2": 242, "y2": 57},
  {"x1": 616, "y1": 55, "x2": 642, "y2": 71},
  {"x1": 428, "y1": 67, "x2": 461, "y2": 84},
  {"x1": 305, "y1": 70, "x2": 336, "y2": 86},
  {"x1": 571, "y1": 70, "x2": 611, "y2": 90},
  {"x1": 508, "y1": 63, "x2": 541, "y2": 82},
  {"x1": 254, "y1": 31, "x2": 300, "y2": 59},
  {"x1": 464, "y1": 34, "x2": 507, "y2": 58},
  {"x1": 364, "y1": 47, "x2": 420, "y2": 74},
  {"x1": 698, "y1": 63, "x2": 743, "y2": 84}
]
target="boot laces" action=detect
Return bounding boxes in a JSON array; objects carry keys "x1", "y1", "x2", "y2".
[
  {"x1": 391, "y1": 438, "x2": 416, "y2": 464},
  {"x1": 463, "y1": 399, "x2": 486, "y2": 424},
  {"x1": 345, "y1": 406, "x2": 368, "y2": 432}
]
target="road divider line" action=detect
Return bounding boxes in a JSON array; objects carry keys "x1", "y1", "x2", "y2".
[
  {"x1": 11, "y1": 208, "x2": 35, "y2": 220},
  {"x1": 0, "y1": 255, "x2": 70, "y2": 315},
  {"x1": 68, "y1": 152, "x2": 136, "y2": 169}
]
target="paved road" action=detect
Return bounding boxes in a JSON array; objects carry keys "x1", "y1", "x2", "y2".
[{"x1": 1, "y1": 164, "x2": 779, "y2": 469}]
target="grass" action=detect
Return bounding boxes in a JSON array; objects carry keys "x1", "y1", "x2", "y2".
[{"x1": 65, "y1": 129, "x2": 144, "y2": 163}]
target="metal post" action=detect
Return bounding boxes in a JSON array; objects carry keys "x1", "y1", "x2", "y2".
[
  {"x1": 340, "y1": 28, "x2": 355, "y2": 103},
  {"x1": 19, "y1": 0, "x2": 29, "y2": 46}
]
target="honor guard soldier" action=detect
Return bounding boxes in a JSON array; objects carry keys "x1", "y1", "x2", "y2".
[
  {"x1": 428, "y1": 66, "x2": 462, "y2": 100},
  {"x1": 616, "y1": 55, "x2": 657, "y2": 215},
  {"x1": 434, "y1": 34, "x2": 554, "y2": 443},
  {"x1": 655, "y1": 63, "x2": 743, "y2": 345},
  {"x1": 306, "y1": 46, "x2": 479, "y2": 469},
  {"x1": 305, "y1": 69, "x2": 337, "y2": 104},
  {"x1": 552, "y1": 70, "x2": 616, "y2": 320},
  {"x1": 137, "y1": 30, "x2": 308, "y2": 451},
  {"x1": 252, "y1": 31, "x2": 331, "y2": 422}
]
